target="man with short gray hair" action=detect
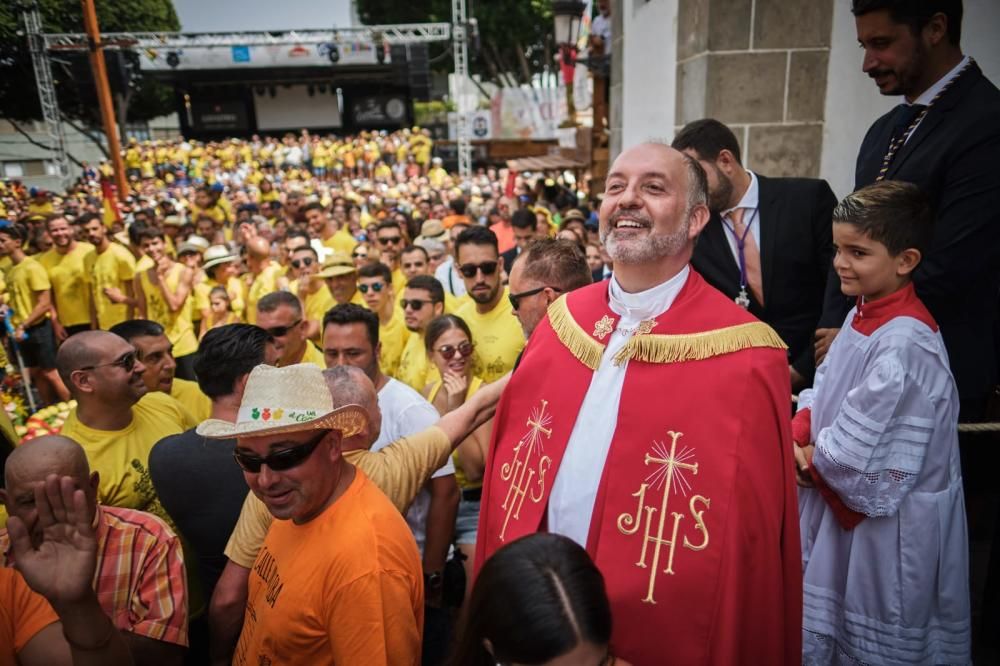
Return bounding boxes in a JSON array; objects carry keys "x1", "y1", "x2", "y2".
[{"x1": 507, "y1": 238, "x2": 592, "y2": 338}]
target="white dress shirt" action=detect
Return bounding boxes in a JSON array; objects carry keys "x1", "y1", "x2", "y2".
[{"x1": 906, "y1": 55, "x2": 970, "y2": 141}]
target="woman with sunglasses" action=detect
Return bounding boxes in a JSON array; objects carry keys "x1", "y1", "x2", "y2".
[{"x1": 422, "y1": 314, "x2": 490, "y2": 596}]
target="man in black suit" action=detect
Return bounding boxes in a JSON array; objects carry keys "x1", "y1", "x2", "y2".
[
  {"x1": 500, "y1": 208, "x2": 540, "y2": 272},
  {"x1": 817, "y1": 0, "x2": 1000, "y2": 420},
  {"x1": 673, "y1": 119, "x2": 837, "y2": 391}
]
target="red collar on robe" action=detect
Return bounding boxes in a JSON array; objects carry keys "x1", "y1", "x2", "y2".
[{"x1": 852, "y1": 283, "x2": 938, "y2": 335}]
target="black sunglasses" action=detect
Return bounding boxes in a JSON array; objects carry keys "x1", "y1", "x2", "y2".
[
  {"x1": 264, "y1": 319, "x2": 302, "y2": 337},
  {"x1": 377, "y1": 236, "x2": 402, "y2": 246},
  {"x1": 434, "y1": 341, "x2": 474, "y2": 360},
  {"x1": 509, "y1": 286, "x2": 560, "y2": 311},
  {"x1": 80, "y1": 350, "x2": 138, "y2": 373},
  {"x1": 352, "y1": 251, "x2": 368, "y2": 258},
  {"x1": 233, "y1": 431, "x2": 326, "y2": 473},
  {"x1": 291, "y1": 257, "x2": 315, "y2": 269},
  {"x1": 458, "y1": 261, "x2": 498, "y2": 278},
  {"x1": 358, "y1": 283, "x2": 385, "y2": 294},
  {"x1": 401, "y1": 299, "x2": 435, "y2": 311}
]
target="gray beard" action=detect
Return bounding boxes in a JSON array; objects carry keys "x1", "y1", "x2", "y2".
[{"x1": 603, "y1": 222, "x2": 690, "y2": 265}]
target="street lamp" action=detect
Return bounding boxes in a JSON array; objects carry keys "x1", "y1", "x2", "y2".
[{"x1": 552, "y1": 0, "x2": 585, "y2": 127}]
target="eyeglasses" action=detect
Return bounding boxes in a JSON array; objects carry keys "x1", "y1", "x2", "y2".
[
  {"x1": 290, "y1": 257, "x2": 315, "y2": 269},
  {"x1": 358, "y1": 283, "x2": 384, "y2": 294},
  {"x1": 434, "y1": 341, "x2": 474, "y2": 360},
  {"x1": 233, "y1": 431, "x2": 326, "y2": 473},
  {"x1": 79, "y1": 350, "x2": 138, "y2": 373},
  {"x1": 377, "y1": 236, "x2": 402, "y2": 246},
  {"x1": 264, "y1": 319, "x2": 302, "y2": 337},
  {"x1": 458, "y1": 261, "x2": 498, "y2": 278},
  {"x1": 509, "y1": 286, "x2": 561, "y2": 311},
  {"x1": 401, "y1": 299, "x2": 436, "y2": 311}
]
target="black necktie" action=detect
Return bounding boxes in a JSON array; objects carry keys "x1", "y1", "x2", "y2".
[{"x1": 890, "y1": 103, "x2": 927, "y2": 146}]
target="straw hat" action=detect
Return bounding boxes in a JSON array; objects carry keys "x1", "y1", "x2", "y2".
[
  {"x1": 197, "y1": 364, "x2": 368, "y2": 439},
  {"x1": 316, "y1": 252, "x2": 357, "y2": 278},
  {"x1": 416, "y1": 219, "x2": 447, "y2": 242},
  {"x1": 202, "y1": 244, "x2": 238, "y2": 270},
  {"x1": 176, "y1": 235, "x2": 210, "y2": 257},
  {"x1": 562, "y1": 208, "x2": 586, "y2": 223}
]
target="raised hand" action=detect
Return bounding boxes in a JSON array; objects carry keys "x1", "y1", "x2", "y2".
[
  {"x1": 442, "y1": 371, "x2": 468, "y2": 411},
  {"x1": 7, "y1": 474, "x2": 97, "y2": 606}
]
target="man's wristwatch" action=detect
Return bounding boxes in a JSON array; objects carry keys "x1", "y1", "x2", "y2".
[{"x1": 424, "y1": 571, "x2": 443, "y2": 592}]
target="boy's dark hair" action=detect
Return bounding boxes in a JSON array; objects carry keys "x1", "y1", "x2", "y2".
[
  {"x1": 511, "y1": 208, "x2": 536, "y2": 231},
  {"x1": 852, "y1": 0, "x2": 962, "y2": 45},
  {"x1": 194, "y1": 324, "x2": 273, "y2": 398},
  {"x1": 454, "y1": 225, "x2": 499, "y2": 257},
  {"x1": 832, "y1": 181, "x2": 933, "y2": 255},
  {"x1": 322, "y1": 303, "x2": 379, "y2": 348},
  {"x1": 671, "y1": 119, "x2": 743, "y2": 164},
  {"x1": 358, "y1": 262, "x2": 393, "y2": 284},
  {"x1": 405, "y1": 275, "x2": 444, "y2": 303}
]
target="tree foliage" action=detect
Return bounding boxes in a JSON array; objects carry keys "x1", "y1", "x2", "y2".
[
  {"x1": 357, "y1": 0, "x2": 554, "y2": 87},
  {"x1": 0, "y1": 0, "x2": 180, "y2": 125}
]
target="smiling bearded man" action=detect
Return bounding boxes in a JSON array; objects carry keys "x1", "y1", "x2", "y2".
[{"x1": 476, "y1": 142, "x2": 803, "y2": 665}]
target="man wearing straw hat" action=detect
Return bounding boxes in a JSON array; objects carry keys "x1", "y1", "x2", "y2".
[{"x1": 197, "y1": 363, "x2": 424, "y2": 664}]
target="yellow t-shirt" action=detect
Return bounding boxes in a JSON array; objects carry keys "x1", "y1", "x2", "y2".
[
  {"x1": 170, "y1": 378, "x2": 212, "y2": 423},
  {"x1": 378, "y1": 312, "x2": 409, "y2": 378},
  {"x1": 428, "y1": 377, "x2": 485, "y2": 490},
  {"x1": 454, "y1": 290, "x2": 525, "y2": 383},
  {"x1": 5, "y1": 258, "x2": 50, "y2": 327},
  {"x1": 59, "y1": 392, "x2": 196, "y2": 523},
  {"x1": 136, "y1": 254, "x2": 154, "y2": 273},
  {"x1": 224, "y1": 426, "x2": 452, "y2": 568},
  {"x1": 246, "y1": 263, "x2": 283, "y2": 325},
  {"x1": 295, "y1": 340, "x2": 326, "y2": 368},
  {"x1": 92, "y1": 243, "x2": 137, "y2": 330},
  {"x1": 394, "y1": 330, "x2": 438, "y2": 392},
  {"x1": 194, "y1": 276, "x2": 246, "y2": 321},
  {"x1": 321, "y1": 227, "x2": 358, "y2": 255},
  {"x1": 234, "y1": 470, "x2": 423, "y2": 666},
  {"x1": 139, "y1": 264, "x2": 198, "y2": 358},
  {"x1": 289, "y1": 282, "x2": 335, "y2": 343},
  {"x1": 37, "y1": 242, "x2": 96, "y2": 327}
]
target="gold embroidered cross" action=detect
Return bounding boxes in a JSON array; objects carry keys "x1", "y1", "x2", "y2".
[
  {"x1": 593, "y1": 315, "x2": 615, "y2": 340},
  {"x1": 499, "y1": 400, "x2": 554, "y2": 541}
]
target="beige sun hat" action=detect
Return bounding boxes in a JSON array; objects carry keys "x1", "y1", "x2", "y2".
[
  {"x1": 416, "y1": 219, "x2": 447, "y2": 242},
  {"x1": 202, "y1": 244, "x2": 238, "y2": 270},
  {"x1": 316, "y1": 252, "x2": 357, "y2": 278},
  {"x1": 197, "y1": 363, "x2": 368, "y2": 439}
]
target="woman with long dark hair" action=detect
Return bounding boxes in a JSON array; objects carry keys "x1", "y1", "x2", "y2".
[{"x1": 450, "y1": 533, "x2": 625, "y2": 666}]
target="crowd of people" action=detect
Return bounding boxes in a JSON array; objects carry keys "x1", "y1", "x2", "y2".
[{"x1": 0, "y1": 1, "x2": 998, "y2": 664}]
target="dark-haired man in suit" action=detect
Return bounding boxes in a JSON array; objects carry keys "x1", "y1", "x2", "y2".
[{"x1": 673, "y1": 119, "x2": 837, "y2": 391}]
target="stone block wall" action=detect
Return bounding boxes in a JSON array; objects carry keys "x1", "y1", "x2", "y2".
[{"x1": 675, "y1": 0, "x2": 833, "y2": 177}]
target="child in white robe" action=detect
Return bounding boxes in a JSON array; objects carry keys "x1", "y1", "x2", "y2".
[{"x1": 793, "y1": 181, "x2": 970, "y2": 665}]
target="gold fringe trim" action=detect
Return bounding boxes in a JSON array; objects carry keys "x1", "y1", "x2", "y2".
[
  {"x1": 612, "y1": 321, "x2": 787, "y2": 366},
  {"x1": 547, "y1": 296, "x2": 606, "y2": 370}
]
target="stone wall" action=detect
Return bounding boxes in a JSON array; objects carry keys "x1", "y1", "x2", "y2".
[{"x1": 674, "y1": 0, "x2": 833, "y2": 178}]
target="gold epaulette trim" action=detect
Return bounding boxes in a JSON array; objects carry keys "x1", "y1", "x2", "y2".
[
  {"x1": 612, "y1": 321, "x2": 787, "y2": 366},
  {"x1": 547, "y1": 296, "x2": 606, "y2": 370}
]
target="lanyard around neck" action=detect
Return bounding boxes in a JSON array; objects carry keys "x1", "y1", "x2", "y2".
[{"x1": 722, "y1": 208, "x2": 758, "y2": 290}]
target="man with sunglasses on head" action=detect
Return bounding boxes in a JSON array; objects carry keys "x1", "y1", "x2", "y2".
[
  {"x1": 199, "y1": 363, "x2": 425, "y2": 665},
  {"x1": 453, "y1": 226, "x2": 525, "y2": 382},
  {"x1": 397, "y1": 275, "x2": 446, "y2": 392},
  {"x1": 54, "y1": 331, "x2": 196, "y2": 526},
  {"x1": 358, "y1": 262, "x2": 408, "y2": 377},
  {"x1": 255, "y1": 291, "x2": 325, "y2": 368},
  {"x1": 508, "y1": 238, "x2": 593, "y2": 339},
  {"x1": 286, "y1": 245, "x2": 334, "y2": 343}
]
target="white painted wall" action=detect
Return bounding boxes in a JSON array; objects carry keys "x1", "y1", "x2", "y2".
[
  {"x1": 621, "y1": 0, "x2": 678, "y2": 151},
  {"x1": 820, "y1": 0, "x2": 1000, "y2": 198}
]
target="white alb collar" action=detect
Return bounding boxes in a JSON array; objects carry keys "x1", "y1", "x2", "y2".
[{"x1": 608, "y1": 264, "x2": 690, "y2": 321}]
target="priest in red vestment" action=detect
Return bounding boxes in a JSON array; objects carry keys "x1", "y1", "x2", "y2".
[{"x1": 476, "y1": 142, "x2": 802, "y2": 665}]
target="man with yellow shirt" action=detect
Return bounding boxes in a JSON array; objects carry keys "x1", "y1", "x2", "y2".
[
  {"x1": 453, "y1": 226, "x2": 525, "y2": 382},
  {"x1": 109, "y1": 319, "x2": 213, "y2": 423},
  {"x1": 255, "y1": 291, "x2": 325, "y2": 367},
  {"x1": 0, "y1": 221, "x2": 69, "y2": 403},
  {"x1": 37, "y1": 215, "x2": 95, "y2": 339},
  {"x1": 133, "y1": 227, "x2": 199, "y2": 380},
  {"x1": 358, "y1": 262, "x2": 408, "y2": 377},
  {"x1": 54, "y1": 331, "x2": 196, "y2": 522},
  {"x1": 303, "y1": 201, "x2": 356, "y2": 256},
  {"x1": 245, "y1": 237, "x2": 282, "y2": 325},
  {"x1": 396, "y1": 275, "x2": 444, "y2": 391},
  {"x1": 286, "y1": 245, "x2": 333, "y2": 342},
  {"x1": 373, "y1": 220, "x2": 407, "y2": 293},
  {"x1": 81, "y1": 213, "x2": 136, "y2": 330},
  {"x1": 317, "y1": 252, "x2": 365, "y2": 306}
]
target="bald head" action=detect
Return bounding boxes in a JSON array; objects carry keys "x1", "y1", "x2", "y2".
[
  {"x1": 4, "y1": 435, "x2": 91, "y2": 495},
  {"x1": 247, "y1": 236, "x2": 271, "y2": 260},
  {"x1": 322, "y1": 365, "x2": 381, "y2": 447},
  {"x1": 55, "y1": 330, "x2": 123, "y2": 388}
]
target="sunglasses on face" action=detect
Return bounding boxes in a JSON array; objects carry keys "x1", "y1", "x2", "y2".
[
  {"x1": 233, "y1": 431, "x2": 326, "y2": 473},
  {"x1": 264, "y1": 319, "x2": 302, "y2": 337},
  {"x1": 358, "y1": 283, "x2": 384, "y2": 294},
  {"x1": 401, "y1": 298, "x2": 435, "y2": 311},
  {"x1": 458, "y1": 261, "x2": 498, "y2": 278},
  {"x1": 80, "y1": 350, "x2": 138, "y2": 373},
  {"x1": 352, "y1": 251, "x2": 368, "y2": 259},
  {"x1": 291, "y1": 257, "x2": 315, "y2": 269},
  {"x1": 435, "y1": 341, "x2": 474, "y2": 360},
  {"x1": 509, "y1": 286, "x2": 561, "y2": 311},
  {"x1": 377, "y1": 236, "x2": 402, "y2": 246}
]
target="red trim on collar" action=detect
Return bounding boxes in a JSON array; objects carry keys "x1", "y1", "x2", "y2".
[{"x1": 850, "y1": 283, "x2": 938, "y2": 336}]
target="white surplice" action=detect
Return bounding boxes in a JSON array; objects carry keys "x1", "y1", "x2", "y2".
[
  {"x1": 547, "y1": 265, "x2": 689, "y2": 547},
  {"x1": 796, "y1": 301, "x2": 970, "y2": 665}
]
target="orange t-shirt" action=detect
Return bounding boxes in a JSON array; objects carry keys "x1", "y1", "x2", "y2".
[
  {"x1": 233, "y1": 469, "x2": 424, "y2": 666},
  {"x1": 0, "y1": 567, "x2": 58, "y2": 666}
]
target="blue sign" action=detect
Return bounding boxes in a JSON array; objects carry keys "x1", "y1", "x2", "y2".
[{"x1": 231, "y1": 46, "x2": 250, "y2": 63}]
